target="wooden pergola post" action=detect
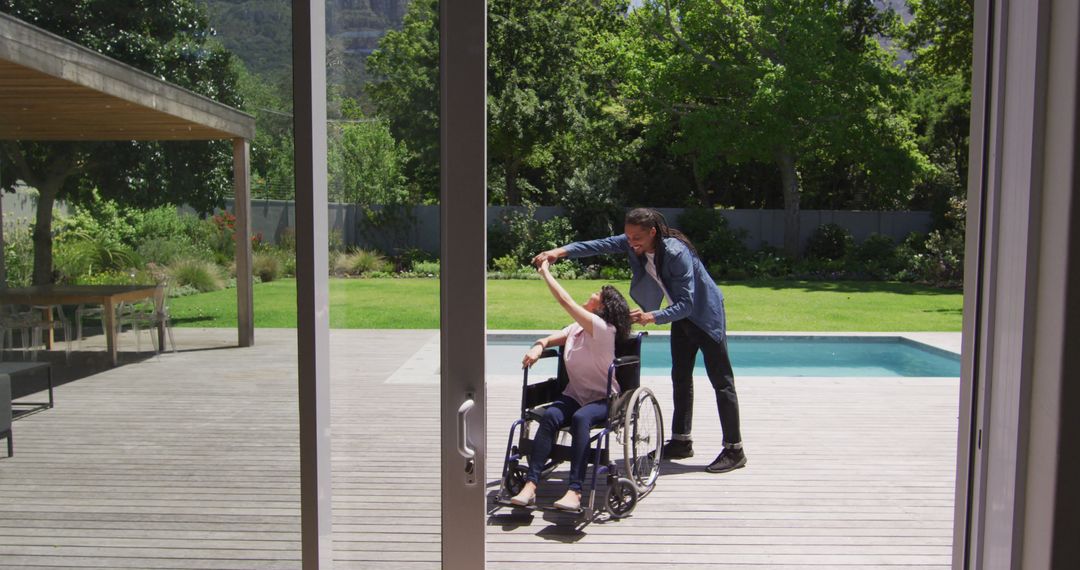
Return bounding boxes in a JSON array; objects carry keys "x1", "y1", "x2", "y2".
[{"x1": 233, "y1": 138, "x2": 253, "y2": 347}]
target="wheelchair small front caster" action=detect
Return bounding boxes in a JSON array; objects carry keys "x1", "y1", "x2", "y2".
[
  {"x1": 502, "y1": 465, "x2": 527, "y2": 498},
  {"x1": 604, "y1": 478, "x2": 638, "y2": 519}
]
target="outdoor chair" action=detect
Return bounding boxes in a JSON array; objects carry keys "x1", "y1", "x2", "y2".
[
  {"x1": 27, "y1": 305, "x2": 73, "y2": 362},
  {"x1": 74, "y1": 303, "x2": 107, "y2": 350},
  {"x1": 115, "y1": 284, "x2": 176, "y2": 357},
  {"x1": 0, "y1": 305, "x2": 37, "y2": 360},
  {"x1": 0, "y1": 304, "x2": 71, "y2": 362}
]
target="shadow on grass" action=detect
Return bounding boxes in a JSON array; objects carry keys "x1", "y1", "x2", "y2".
[
  {"x1": 723, "y1": 279, "x2": 962, "y2": 296},
  {"x1": 922, "y1": 308, "x2": 963, "y2": 315}
]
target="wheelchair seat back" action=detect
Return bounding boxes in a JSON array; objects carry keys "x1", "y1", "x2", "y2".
[{"x1": 613, "y1": 332, "x2": 645, "y2": 393}]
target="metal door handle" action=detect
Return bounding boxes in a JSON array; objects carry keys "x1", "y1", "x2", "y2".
[{"x1": 457, "y1": 397, "x2": 475, "y2": 459}]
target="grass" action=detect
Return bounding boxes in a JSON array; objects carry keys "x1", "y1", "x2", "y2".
[{"x1": 167, "y1": 278, "x2": 963, "y2": 331}]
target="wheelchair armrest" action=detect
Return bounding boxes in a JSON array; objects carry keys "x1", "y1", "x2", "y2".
[
  {"x1": 539, "y1": 348, "x2": 560, "y2": 359},
  {"x1": 613, "y1": 356, "x2": 639, "y2": 367},
  {"x1": 523, "y1": 377, "x2": 564, "y2": 409}
]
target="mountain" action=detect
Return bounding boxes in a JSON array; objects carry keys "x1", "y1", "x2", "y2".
[{"x1": 200, "y1": 0, "x2": 409, "y2": 93}]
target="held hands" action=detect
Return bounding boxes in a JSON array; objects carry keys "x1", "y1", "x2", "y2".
[
  {"x1": 532, "y1": 249, "x2": 560, "y2": 268},
  {"x1": 630, "y1": 309, "x2": 656, "y2": 326}
]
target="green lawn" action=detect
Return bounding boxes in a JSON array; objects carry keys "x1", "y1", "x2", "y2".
[{"x1": 168, "y1": 278, "x2": 962, "y2": 331}]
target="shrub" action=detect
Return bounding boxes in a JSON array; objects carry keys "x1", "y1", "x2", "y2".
[
  {"x1": 282, "y1": 252, "x2": 297, "y2": 277},
  {"x1": 168, "y1": 258, "x2": 225, "y2": 292},
  {"x1": 396, "y1": 247, "x2": 437, "y2": 271},
  {"x1": 277, "y1": 227, "x2": 297, "y2": 251},
  {"x1": 852, "y1": 233, "x2": 902, "y2": 279},
  {"x1": 549, "y1": 260, "x2": 582, "y2": 280},
  {"x1": 411, "y1": 260, "x2": 440, "y2": 277},
  {"x1": 488, "y1": 254, "x2": 540, "y2": 279},
  {"x1": 137, "y1": 237, "x2": 210, "y2": 266},
  {"x1": 3, "y1": 221, "x2": 33, "y2": 287},
  {"x1": 677, "y1": 209, "x2": 751, "y2": 276},
  {"x1": 791, "y1": 256, "x2": 848, "y2": 280},
  {"x1": 53, "y1": 233, "x2": 141, "y2": 282},
  {"x1": 335, "y1": 249, "x2": 390, "y2": 276},
  {"x1": 71, "y1": 268, "x2": 156, "y2": 286},
  {"x1": 209, "y1": 211, "x2": 237, "y2": 264},
  {"x1": 599, "y1": 265, "x2": 631, "y2": 280},
  {"x1": 54, "y1": 196, "x2": 140, "y2": 247},
  {"x1": 805, "y1": 223, "x2": 854, "y2": 260},
  {"x1": 253, "y1": 252, "x2": 283, "y2": 282},
  {"x1": 134, "y1": 206, "x2": 191, "y2": 242},
  {"x1": 896, "y1": 229, "x2": 964, "y2": 286},
  {"x1": 745, "y1": 247, "x2": 794, "y2": 279},
  {"x1": 488, "y1": 207, "x2": 576, "y2": 268},
  {"x1": 492, "y1": 254, "x2": 522, "y2": 274}
]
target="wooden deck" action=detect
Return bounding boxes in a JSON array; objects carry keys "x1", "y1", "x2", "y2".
[{"x1": 0, "y1": 329, "x2": 958, "y2": 569}]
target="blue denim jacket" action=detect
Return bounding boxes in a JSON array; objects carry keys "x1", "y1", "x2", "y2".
[{"x1": 563, "y1": 235, "x2": 727, "y2": 342}]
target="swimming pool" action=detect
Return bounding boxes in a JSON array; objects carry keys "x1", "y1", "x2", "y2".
[{"x1": 486, "y1": 335, "x2": 960, "y2": 378}]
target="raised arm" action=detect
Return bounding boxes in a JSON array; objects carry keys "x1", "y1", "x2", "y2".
[
  {"x1": 533, "y1": 234, "x2": 629, "y2": 267},
  {"x1": 538, "y1": 259, "x2": 596, "y2": 336}
]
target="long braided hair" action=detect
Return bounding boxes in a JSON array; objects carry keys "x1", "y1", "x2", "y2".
[
  {"x1": 595, "y1": 285, "x2": 632, "y2": 340},
  {"x1": 624, "y1": 207, "x2": 697, "y2": 257}
]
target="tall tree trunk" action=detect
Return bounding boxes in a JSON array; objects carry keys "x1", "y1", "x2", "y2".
[
  {"x1": 505, "y1": 157, "x2": 522, "y2": 206},
  {"x1": 775, "y1": 149, "x2": 801, "y2": 259},
  {"x1": 32, "y1": 187, "x2": 59, "y2": 285}
]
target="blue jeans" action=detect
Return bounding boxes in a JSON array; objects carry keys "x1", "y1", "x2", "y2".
[{"x1": 526, "y1": 394, "x2": 608, "y2": 492}]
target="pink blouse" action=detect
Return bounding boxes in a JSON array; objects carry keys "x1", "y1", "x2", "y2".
[{"x1": 561, "y1": 313, "x2": 618, "y2": 406}]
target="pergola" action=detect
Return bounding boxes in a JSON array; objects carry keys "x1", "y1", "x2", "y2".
[{"x1": 0, "y1": 12, "x2": 256, "y2": 346}]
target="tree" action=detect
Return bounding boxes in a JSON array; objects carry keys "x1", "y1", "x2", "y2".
[
  {"x1": 904, "y1": 0, "x2": 973, "y2": 80},
  {"x1": 630, "y1": 0, "x2": 927, "y2": 257},
  {"x1": 366, "y1": 0, "x2": 440, "y2": 203},
  {"x1": 904, "y1": 0, "x2": 973, "y2": 225},
  {"x1": 0, "y1": 0, "x2": 241, "y2": 284},
  {"x1": 328, "y1": 99, "x2": 409, "y2": 207},
  {"x1": 235, "y1": 62, "x2": 295, "y2": 199},
  {"x1": 367, "y1": 0, "x2": 633, "y2": 206}
]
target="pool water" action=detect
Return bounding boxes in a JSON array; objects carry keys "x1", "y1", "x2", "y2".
[{"x1": 487, "y1": 335, "x2": 960, "y2": 378}]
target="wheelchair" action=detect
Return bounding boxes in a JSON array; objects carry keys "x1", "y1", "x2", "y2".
[{"x1": 494, "y1": 332, "x2": 664, "y2": 519}]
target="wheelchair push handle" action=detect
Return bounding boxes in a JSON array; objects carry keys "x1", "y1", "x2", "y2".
[{"x1": 457, "y1": 397, "x2": 476, "y2": 459}]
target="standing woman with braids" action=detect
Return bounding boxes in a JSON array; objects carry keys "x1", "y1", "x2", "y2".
[{"x1": 533, "y1": 207, "x2": 746, "y2": 474}]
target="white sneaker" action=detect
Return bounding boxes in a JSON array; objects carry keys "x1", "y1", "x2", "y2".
[
  {"x1": 509, "y1": 485, "x2": 536, "y2": 506},
  {"x1": 553, "y1": 489, "x2": 581, "y2": 511}
]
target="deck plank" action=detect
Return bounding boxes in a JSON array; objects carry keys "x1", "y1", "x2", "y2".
[{"x1": 0, "y1": 328, "x2": 959, "y2": 568}]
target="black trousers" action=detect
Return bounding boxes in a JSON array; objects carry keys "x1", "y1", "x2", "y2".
[{"x1": 670, "y1": 319, "x2": 742, "y2": 445}]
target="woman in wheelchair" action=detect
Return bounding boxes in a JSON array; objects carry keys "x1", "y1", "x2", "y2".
[{"x1": 509, "y1": 258, "x2": 632, "y2": 511}]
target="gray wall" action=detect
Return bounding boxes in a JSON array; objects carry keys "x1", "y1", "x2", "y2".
[
  {"x1": 222, "y1": 199, "x2": 932, "y2": 255},
  {"x1": 1, "y1": 188, "x2": 70, "y2": 233}
]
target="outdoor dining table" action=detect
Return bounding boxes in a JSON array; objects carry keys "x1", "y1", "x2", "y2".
[{"x1": 0, "y1": 284, "x2": 164, "y2": 367}]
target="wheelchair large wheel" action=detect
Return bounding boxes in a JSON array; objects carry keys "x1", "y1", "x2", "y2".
[
  {"x1": 622, "y1": 387, "x2": 664, "y2": 491},
  {"x1": 605, "y1": 478, "x2": 638, "y2": 519}
]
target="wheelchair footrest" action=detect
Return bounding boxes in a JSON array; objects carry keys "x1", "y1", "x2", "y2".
[{"x1": 493, "y1": 497, "x2": 586, "y2": 516}]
